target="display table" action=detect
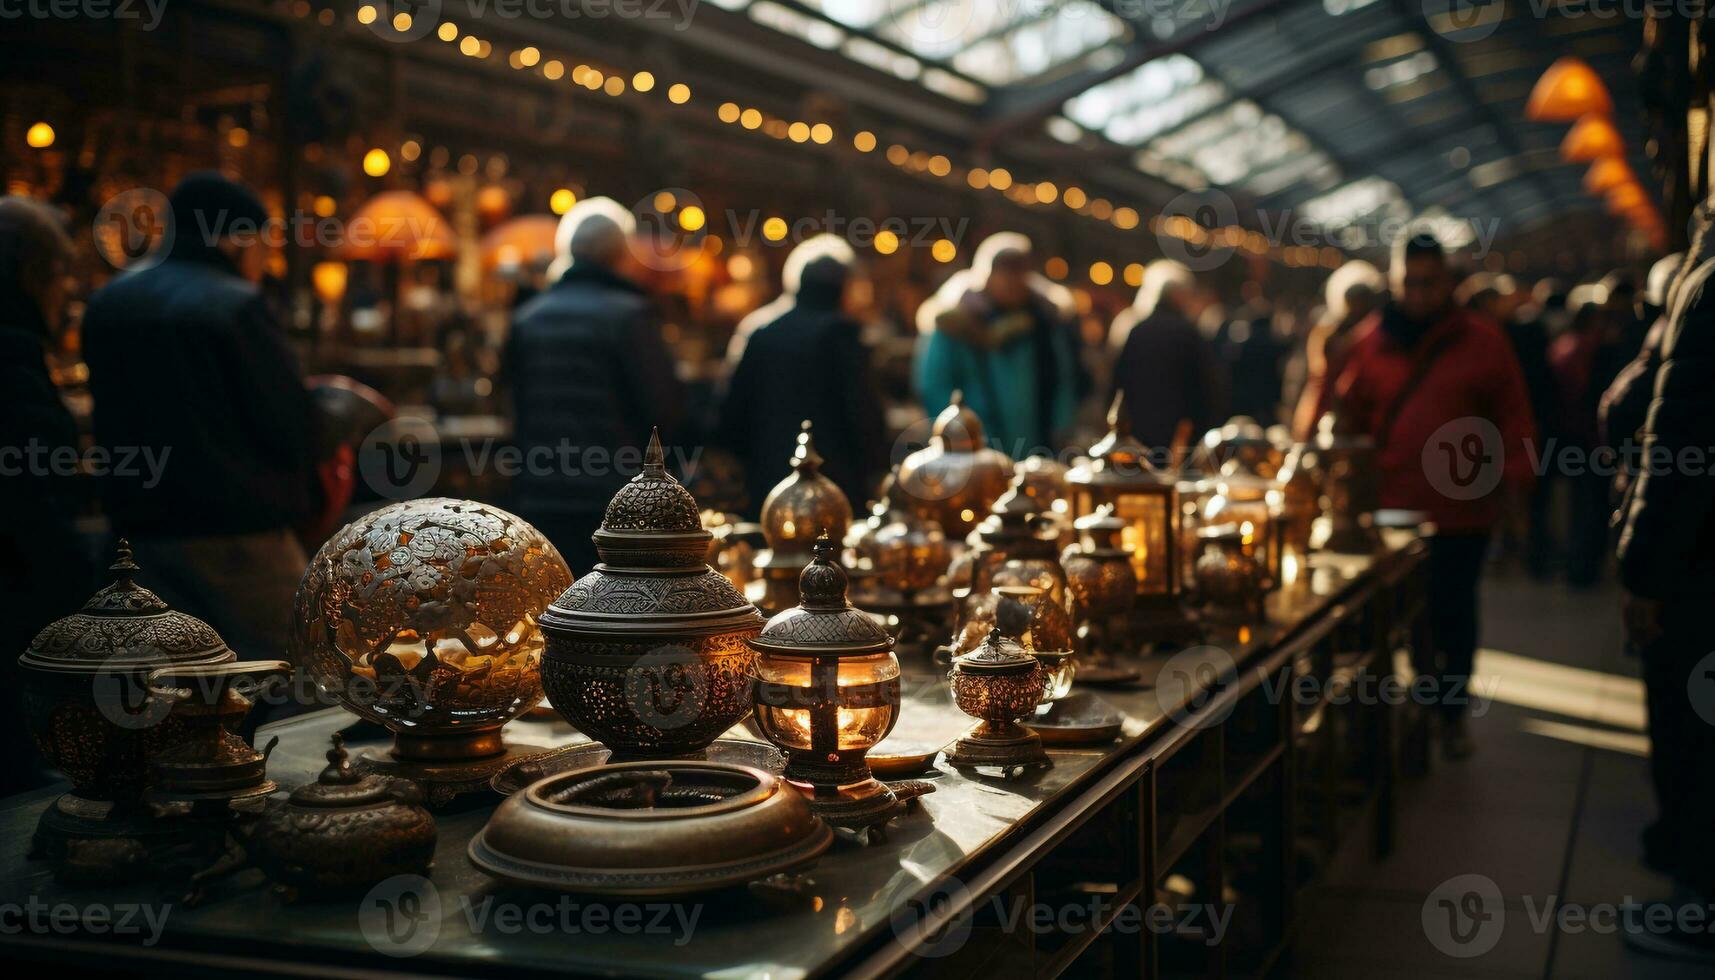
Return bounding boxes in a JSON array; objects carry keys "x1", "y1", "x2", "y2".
[{"x1": 0, "y1": 532, "x2": 1428, "y2": 979}]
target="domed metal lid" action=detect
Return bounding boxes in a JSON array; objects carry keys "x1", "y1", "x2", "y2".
[
  {"x1": 286, "y1": 733, "x2": 409, "y2": 809},
  {"x1": 750, "y1": 536, "x2": 893, "y2": 657},
  {"x1": 1073, "y1": 502, "x2": 1128, "y2": 534},
  {"x1": 931, "y1": 390, "x2": 987, "y2": 454},
  {"x1": 544, "y1": 430, "x2": 762, "y2": 639},
  {"x1": 20, "y1": 541, "x2": 233, "y2": 675},
  {"x1": 978, "y1": 472, "x2": 1056, "y2": 546},
  {"x1": 759, "y1": 421, "x2": 852, "y2": 558},
  {"x1": 952, "y1": 598, "x2": 1037, "y2": 676},
  {"x1": 1069, "y1": 393, "x2": 1166, "y2": 487}
]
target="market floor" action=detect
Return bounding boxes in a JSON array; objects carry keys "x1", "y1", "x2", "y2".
[{"x1": 1284, "y1": 572, "x2": 1706, "y2": 979}]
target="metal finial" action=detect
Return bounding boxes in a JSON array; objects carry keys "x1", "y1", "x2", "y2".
[
  {"x1": 319, "y1": 732, "x2": 360, "y2": 785},
  {"x1": 109, "y1": 538, "x2": 139, "y2": 584},
  {"x1": 792, "y1": 420, "x2": 824, "y2": 471},
  {"x1": 643, "y1": 427, "x2": 666, "y2": 475}
]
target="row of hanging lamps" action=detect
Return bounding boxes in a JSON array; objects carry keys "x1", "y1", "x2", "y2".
[{"x1": 1531, "y1": 56, "x2": 1664, "y2": 248}]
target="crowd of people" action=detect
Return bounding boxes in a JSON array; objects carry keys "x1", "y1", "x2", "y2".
[{"x1": 1, "y1": 174, "x2": 1710, "y2": 954}]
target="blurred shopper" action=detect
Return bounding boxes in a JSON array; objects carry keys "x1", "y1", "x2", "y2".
[
  {"x1": 1602, "y1": 252, "x2": 1687, "y2": 502},
  {"x1": 506, "y1": 197, "x2": 685, "y2": 573},
  {"x1": 1615, "y1": 234, "x2": 1715, "y2": 961},
  {"x1": 1109, "y1": 259, "x2": 1227, "y2": 459},
  {"x1": 0, "y1": 197, "x2": 95, "y2": 794},
  {"x1": 1503, "y1": 279, "x2": 1565, "y2": 578},
  {"x1": 1328, "y1": 233, "x2": 1535, "y2": 758},
  {"x1": 717, "y1": 235, "x2": 886, "y2": 513},
  {"x1": 1214, "y1": 280, "x2": 1286, "y2": 423},
  {"x1": 1550, "y1": 300, "x2": 1630, "y2": 586},
  {"x1": 914, "y1": 232, "x2": 1083, "y2": 456},
  {"x1": 1293, "y1": 260, "x2": 1384, "y2": 437},
  {"x1": 82, "y1": 173, "x2": 319, "y2": 661}
]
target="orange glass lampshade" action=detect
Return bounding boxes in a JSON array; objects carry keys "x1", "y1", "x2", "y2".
[
  {"x1": 480, "y1": 215, "x2": 558, "y2": 269},
  {"x1": 1528, "y1": 57, "x2": 1614, "y2": 121},
  {"x1": 1606, "y1": 183, "x2": 1648, "y2": 215},
  {"x1": 339, "y1": 191, "x2": 456, "y2": 262},
  {"x1": 1561, "y1": 116, "x2": 1624, "y2": 162},
  {"x1": 476, "y1": 185, "x2": 513, "y2": 224},
  {"x1": 1583, "y1": 157, "x2": 1634, "y2": 195}
]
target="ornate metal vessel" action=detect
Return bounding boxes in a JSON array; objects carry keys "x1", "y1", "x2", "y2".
[
  {"x1": 895, "y1": 391, "x2": 1014, "y2": 537},
  {"x1": 1275, "y1": 442, "x2": 1322, "y2": 583},
  {"x1": 145, "y1": 661, "x2": 289, "y2": 806},
  {"x1": 1312, "y1": 411, "x2": 1381, "y2": 553},
  {"x1": 539, "y1": 430, "x2": 765, "y2": 757},
  {"x1": 19, "y1": 542, "x2": 235, "y2": 806},
  {"x1": 248, "y1": 734, "x2": 437, "y2": 899},
  {"x1": 944, "y1": 598, "x2": 1049, "y2": 774},
  {"x1": 1195, "y1": 524, "x2": 1268, "y2": 622},
  {"x1": 290, "y1": 498, "x2": 572, "y2": 795},
  {"x1": 1061, "y1": 504, "x2": 1139, "y2": 675},
  {"x1": 846, "y1": 476, "x2": 951, "y2": 597},
  {"x1": 748, "y1": 536, "x2": 928, "y2": 834},
  {"x1": 754, "y1": 422, "x2": 853, "y2": 614},
  {"x1": 469, "y1": 760, "x2": 833, "y2": 895}
]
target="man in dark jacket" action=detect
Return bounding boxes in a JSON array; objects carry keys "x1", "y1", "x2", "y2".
[
  {"x1": 717, "y1": 235, "x2": 886, "y2": 512},
  {"x1": 81, "y1": 173, "x2": 319, "y2": 661},
  {"x1": 1331, "y1": 233, "x2": 1535, "y2": 758},
  {"x1": 0, "y1": 196, "x2": 96, "y2": 794},
  {"x1": 1615, "y1": 228, "x2": 1715, "y2": 956},
  {"x1": 1109, "y1": 259, "x2": 1227, "y2": 462},
  {"x1": 505, "y1": 197, "x2": 685, "y2": 573}
]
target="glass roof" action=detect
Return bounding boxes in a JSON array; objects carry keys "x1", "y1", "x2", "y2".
[{"x1": 705, "y1": 0, "x2": 1651, "y2": 238}]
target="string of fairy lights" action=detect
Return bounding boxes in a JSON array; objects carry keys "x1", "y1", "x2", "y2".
[{"x1": 281, "y1": 4, "x2": 1355, "y2": 281}]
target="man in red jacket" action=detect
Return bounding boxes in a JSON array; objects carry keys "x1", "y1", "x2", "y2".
[{"x1": 1331, "y1": 233, "x2": 1536, "y2": 758}]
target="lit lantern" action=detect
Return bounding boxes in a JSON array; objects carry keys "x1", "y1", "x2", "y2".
[
  {"x1": 1527, "y1": 57, "x2": 1613, "y2": 121},
  {"x1": 310, "y1": 261, "x2": 348, "y2": 307},
  {"x1": 753, "y1": 421, "x2": 853, "y2": 615},
  {"x1": 1067, "y1": 394, "x2": 1194, "y2": 643},
  {"x1": 1560, "y1": 116, "x2": 1625, "y2": 162},
  {"x1": 750, "y1": 535, "x2": 927, "y2": 834},
  {"x1": 1203, "y1": 451, "x2": 1284, "y2": 591}
]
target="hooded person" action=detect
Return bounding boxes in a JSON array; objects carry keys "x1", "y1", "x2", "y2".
[
  {"x1": 716, "y1": 234, "x2": 887, "y2": 513},
  {"x1": 913, "y1": 232, "x2": 1084, "y2": 457},
  {"x1": 1108, "y1": 259, "x2": 1228, "y2": 459},
  {"x1": 81, "y1": 173, "x2": 320, "y2": 662},
  {"x1": 504, "y1": 196, "x2": 685, "y2": 573}
]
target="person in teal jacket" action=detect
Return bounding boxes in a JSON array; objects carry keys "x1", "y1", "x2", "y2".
[{"x1": 914, "y1": 233, "x2": 1085, "y2": 457}]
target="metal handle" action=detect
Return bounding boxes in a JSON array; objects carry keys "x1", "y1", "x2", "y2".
[{"x1": 146, "y1": 660, "x2": 292, "y2": 704}]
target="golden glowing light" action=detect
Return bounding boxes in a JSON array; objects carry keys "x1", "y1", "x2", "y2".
[
  {"x1": 668, "y1": 83, "x2": 691, "y2": 104},
  {"x1": 356, "y1": 4, "x2": 377, "y2": 24},
  {"x1": 788, "y1": 122, "x2": 811, "y2": 143},
  {"x1": 741, "y1": 108, "x2": 763, "y2": 130},
  {"x1": 1035, "y1": 181, "x2": 1059, "y2": 204},
  {"x1": 399, "y1": 139, "x2": 421, "y2": 161},
  {"x1": 1113, "y1": 207, "x2": 1140, "y2": 230},
  {"x1": 1090, "y1": 261, "x2": 1114, "y2": 285},
  {"x1": 853, "y1": 131, "x2": 877, "y2": 152},
  {"x1": 810, "y1": 123, "x2": 833, "y2": 144},
  {"x1": 437, "y1": 21, "x2": 458, "y2": 41},
  {"x1": 989, "y1": 167, "x2": 1013, "y2": 190},
  {"x1": 1064, "y1": 186, "x2": 1087, "y2": 209},
  {"x1": 633, "y1": 71, "x2": 655, "y2": 92},
  {"x1": 1124, "y1": 262, "x2": 1145, "y2": 287},
  {"x1": 886, "y1": 144, "x2": 909, "y2": 166},
  {"x1": 227, "y1": 127, "x2": 250, "y2": 148},
  {"x1": 728, "y1": 254, "x2": 755, "y2": 279},
  {"x1": 679, "y1": 206, "x2": 706, "y2": 232},
  {"x1": 967, "y1": 168, "x2": 990, "y2": 189},
  {"x1": 874, "y1": 230, "x2": 900, "y2": 255},
  {"x1": 718, "y1": 102, "x2": 741, "y2": 123},
  {"x1": 313, "y1": 195, "x2": 337, "y2": 218},
  {"x1": 391, "y1": 11, "x2": 412, "y2": 31},
  {"x1": 762, "y1": 217, "x2": 789, "y2": 242},
  {"x1": 603, "y1": 76, "x2": 625, "y2": 96},
  {"x1": 928, "y1": 154, "x2": 951, "y2": 177},
  {"x1": 653, "y1": 190, "x2": 677, "y2": 212},
  {"x1": 550, "y1": 188, "x2": 577, "y2": 215},
  {"x1": 362, "y1": 148, "x2": 391, "y2": 177},
  {"x1": 931, "y1": 239, "x2": 957, "y2": 263},
  {"x1": 1045, "y1": 257, "x2": 1069, "y2": 279},
  {"x1": 543, "y1": 60, "x2": 564, "y2": 80},
  {"x1": 460, "y1": 35, "x2": 480, "y2": 56}
]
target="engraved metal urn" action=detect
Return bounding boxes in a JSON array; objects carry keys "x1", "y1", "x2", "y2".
[
  {"x1": 895, "y1": 390, "x2": 1014, "y2": 538},
  {"x1": 290, "y1": 498, "x2": 573, "y2": 798},
  {"x1": 944, "y1": 598, "x2": 1049, "y2": 776},
  {"x1": 753, "y1": 421, "x2": 853, "y2": 615},
  {"x1": 539, "y1": 430, "x2": 766, "y2": 757},
  {"x1": 1061, "y1": 504, "x2": 1140, "y2": 677}
]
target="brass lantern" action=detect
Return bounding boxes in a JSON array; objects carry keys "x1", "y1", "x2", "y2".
[
  {"x1": 754, "y1": 421, "x2": 853, "y2": 615},
  {"x1": 749, "y1": 535, "x2": 930, "y2": 833},
  {"x1": 895, "y1": 390, "x2": 1014, "y2": 538},
  {"x1": 1067, "y1": 394, "x2": 1196, "y2": 644},
  {"x1": 1312, "y1": 411, "x2": 1381, "y2": 554},
  {"x1": 1204, "y1": 452, "x2": 1285, "y2": 590}
]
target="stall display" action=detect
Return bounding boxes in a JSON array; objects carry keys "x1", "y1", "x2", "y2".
[
  {"x1": 540, "y1": 430, "x2": 766, "y2": 757},
  {"x1": 944, "y1": 598, "x2": 1050, "y2": 776},
  {"x1": 753, "y1": 422, "x2": 854, "y2": 614},
  {"x1": 247, "y1": 734, "x2": 437, "y2": 900},
  {"x1": 1195, "y1": 524, "x2": 1269, "y2": 622},
  {"x1": 289, "y1": 498, "x2": 573, "y2": 802},
  {"x1": 1067, "y1": 394, "x2": 1197, "y2": 645},
  {"x1": 895, "y1": 390, "x2": 1014, "y2": 537},
  {"x1": 1203, "y1": 451, "x2": 1285, "y2": 590},
  {"x1": 845, "y1": 477, "x2": 955, "y2": 656},
  {"x1": 1275, "y1": 442, "x2": 1322, "y2": 585},
  {"x1": 468, "y1": 761, "x2": 833, "y2": 895},
  {"x1": 748, "y1": 535, "x2": 932, "y2": 836},
  {"x1": 145, "y1": 661, "x2": 290, "y2": 806},
  {"x1": 1312, "y1": 411, "x2": 1381, "y2": 553}
]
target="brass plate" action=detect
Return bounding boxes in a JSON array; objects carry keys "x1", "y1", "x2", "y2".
[
  {"x1": 1026, "y1": 693, "x2": 1125, "y2": 745},
  {"x1": 867, "y1": 740, "x2": 942, "y2": 778},
  {"x1": 490, "y1": 738, "x2": 785, "y2": 796}
]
